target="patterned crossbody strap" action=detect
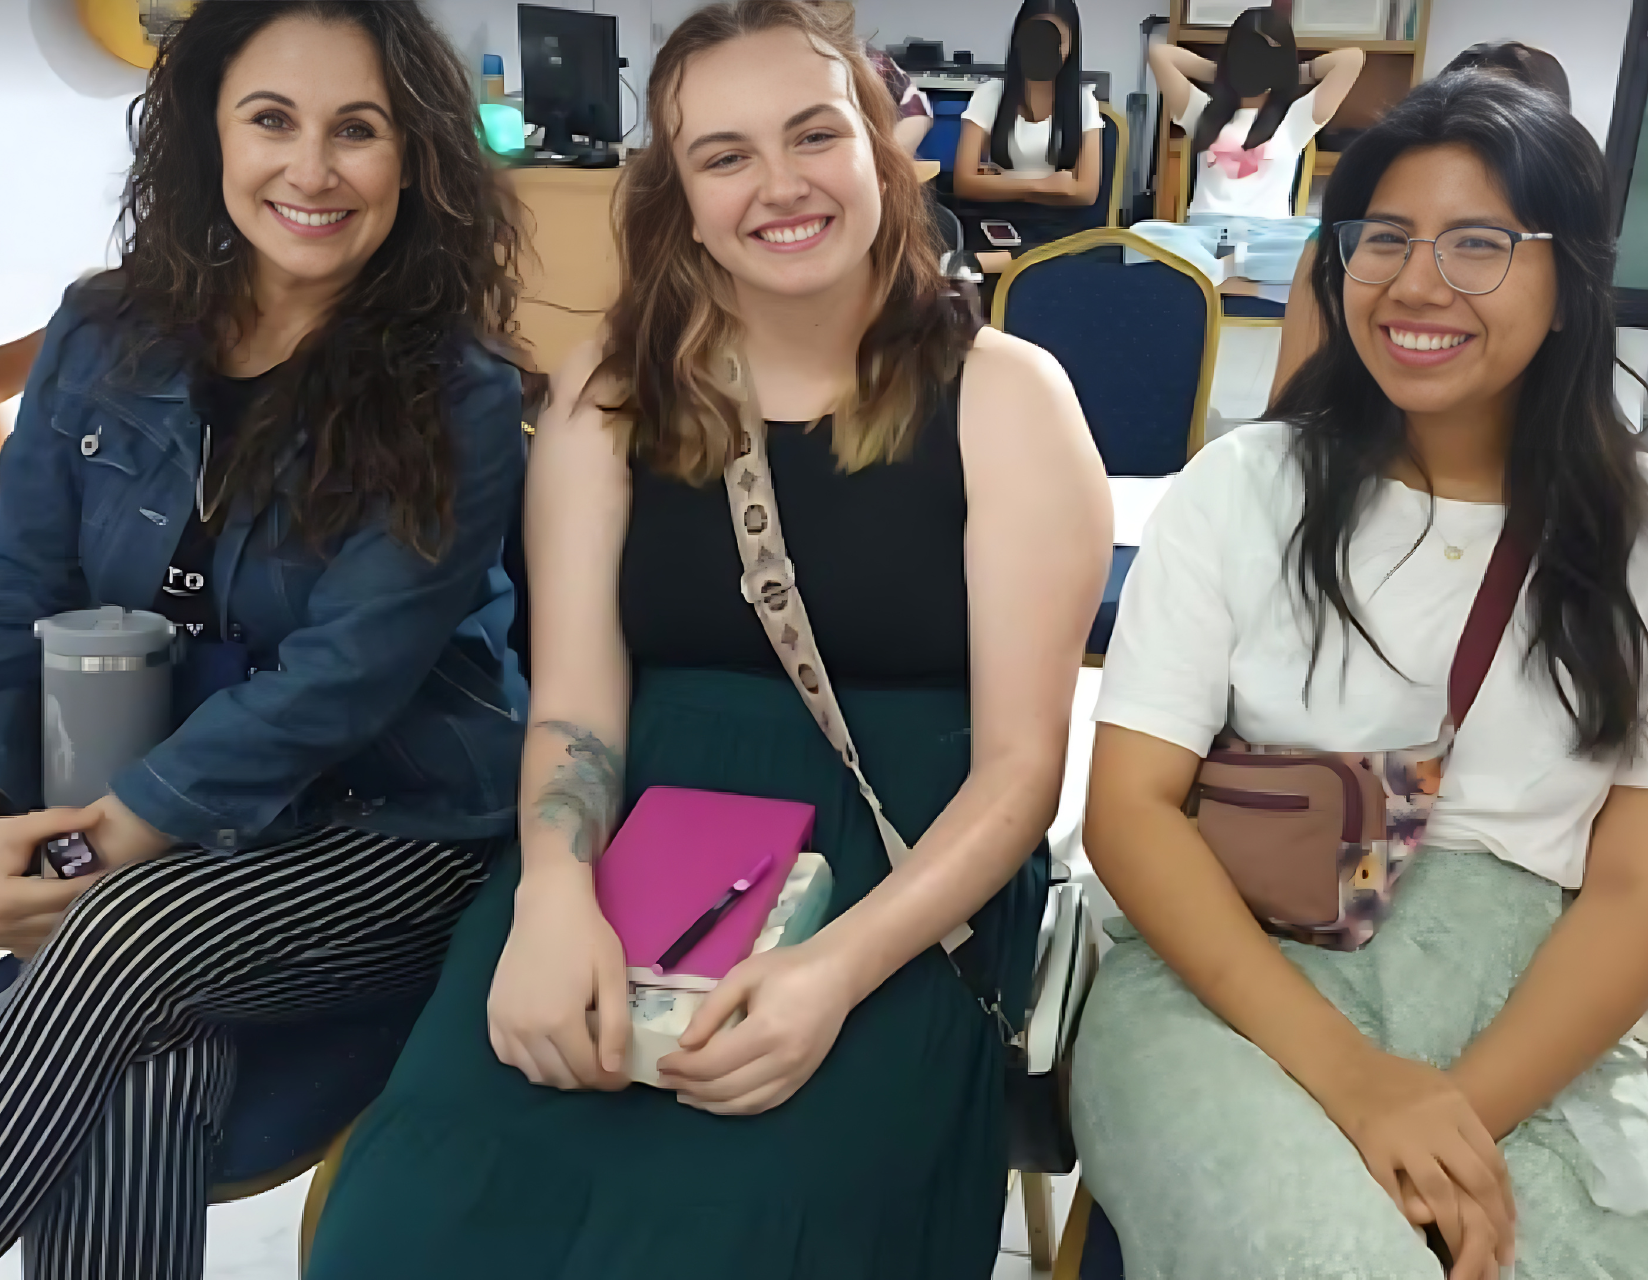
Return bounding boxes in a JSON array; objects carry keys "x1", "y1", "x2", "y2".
[{"x1": 717, "y1": 348, "x2": 973, "y2": 955}]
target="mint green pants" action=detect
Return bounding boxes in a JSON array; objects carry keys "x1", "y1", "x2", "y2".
[{"x1": 1072, "y1": 847, "x2": 1648, "y2": 1279}]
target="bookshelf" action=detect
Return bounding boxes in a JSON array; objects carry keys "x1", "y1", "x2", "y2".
[{"x1": 1154, "y1": 0, "x2": 1432, "y2": 220}]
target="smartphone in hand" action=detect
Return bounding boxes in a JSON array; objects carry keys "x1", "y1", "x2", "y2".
[{"x1": 40, "y1": 832, "x2": 102, "y2": 880}]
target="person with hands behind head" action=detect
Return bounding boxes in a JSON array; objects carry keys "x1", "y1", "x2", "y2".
[
  {"x1": 305, "y1": 3, "x2": 1111, "y2": 1277},
  {"x1": 0, "y1": 3, "x2": 533, "y2": 1276},
  {"x1": 1071, "y1": 72, "x2": 1648, "y2": 1280},
  {"x1": 1151, "y1": 2, "x2": 1363, "y2": 222}
]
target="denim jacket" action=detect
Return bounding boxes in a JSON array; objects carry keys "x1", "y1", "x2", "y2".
[{"x1": 0, "y1": 280, "x2": 529, "y2": 850}]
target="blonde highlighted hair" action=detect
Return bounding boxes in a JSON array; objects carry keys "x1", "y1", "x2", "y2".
[{"x1": 596, "y1": 0, "x2": 978, "y2": 483}]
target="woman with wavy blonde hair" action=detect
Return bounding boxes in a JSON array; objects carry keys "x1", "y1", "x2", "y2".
[{"x1": 307, "y1": 3, "x2": 1111, "y2": 1276}]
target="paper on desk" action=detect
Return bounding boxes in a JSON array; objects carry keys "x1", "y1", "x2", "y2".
[{"x1": 1109, "y1": 476, "x2": 1176, "y2": 546}]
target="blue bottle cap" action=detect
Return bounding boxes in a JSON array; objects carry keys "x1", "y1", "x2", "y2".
[{"x1": 482, "y1": 53, "x2": 503, "y2": 76}]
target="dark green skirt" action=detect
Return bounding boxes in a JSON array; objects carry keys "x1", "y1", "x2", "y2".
[{"x1": 306, "y1": 666, "x2": 1047, "y2": 1279}]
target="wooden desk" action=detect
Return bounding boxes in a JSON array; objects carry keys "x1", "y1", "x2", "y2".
[
  {"x1": 504, "y1": 155, "x2": 941, "y2": 373},
  {"x1": 504, "y1": 165, "x2": 623, "y2": 377}
]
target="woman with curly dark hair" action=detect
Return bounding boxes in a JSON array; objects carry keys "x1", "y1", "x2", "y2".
[{"x1": 0, "y1": 3, "x2": 532, "y2": 1274}]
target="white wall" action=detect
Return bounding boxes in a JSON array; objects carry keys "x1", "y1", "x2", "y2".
[
  {"x1": 852, "y1": 0, "x2": 1159, "y2": 104},
  {"x1": 446, "y1": 0, "x2": 1161, "y2": 144},
  {"x1": 1423, "y1": 0, "x2": 1632, "y2": 146},
  {"x1": 0, "y1": 0, "x2": 146, "y2": 343},
  {"x1": 423, "y1": 0, "x2": 658, "y2": 139},
  {"x1": 2, "y1": 0, "x2": 1640, "y2": 348}
]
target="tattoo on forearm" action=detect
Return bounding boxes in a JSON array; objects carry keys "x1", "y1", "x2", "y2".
[{"x1": 532, "y1": 720, "x2": 624, "y2": 863}]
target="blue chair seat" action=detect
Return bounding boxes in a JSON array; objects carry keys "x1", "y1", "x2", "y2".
[
  {"x1": 210, "y1": 985, "x2": 434, "y2": 1190},
  {"x1": 1089, "y1": 545, "x2": 1138, "y2": 658},
  {"x1": 1222, "y1": 295, "x2": 1287, "y2": 320},
  {"x1": 1082, "y1": 1195, "x2": 1126, "y2": 1277}
]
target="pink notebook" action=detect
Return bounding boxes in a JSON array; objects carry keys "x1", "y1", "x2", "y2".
[{"x1": 593, "y1": 786, "x2": 817, "y2": 979}]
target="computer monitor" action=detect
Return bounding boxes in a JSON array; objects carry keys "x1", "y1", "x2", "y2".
[{"x1": 519, "y1": 5, "x2": 621, "y2": 158}]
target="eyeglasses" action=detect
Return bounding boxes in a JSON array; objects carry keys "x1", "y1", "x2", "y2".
[{"x1": 1333, "y1": 219, "x2": 1554, "y2": 296}]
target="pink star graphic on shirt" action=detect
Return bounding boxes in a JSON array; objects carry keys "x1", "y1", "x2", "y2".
[{"x1": 1206, "y1": 134, "x2": 1268, "y2": 180}]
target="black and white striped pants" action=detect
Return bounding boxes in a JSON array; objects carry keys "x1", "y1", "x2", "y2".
[{"x1": 0, "y1": 826, "x2": 492, "y2": 1280}]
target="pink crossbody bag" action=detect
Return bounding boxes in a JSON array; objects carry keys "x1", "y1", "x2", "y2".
[{"x1": 1190, "y1": 527, "x2": 1533, "y2": 952}]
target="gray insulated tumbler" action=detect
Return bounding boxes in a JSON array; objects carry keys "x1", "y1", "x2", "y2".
[{"x1": 34, "y1": 607, "x2": 175, "y2": 809}]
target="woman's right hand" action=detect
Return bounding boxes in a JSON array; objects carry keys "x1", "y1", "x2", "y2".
[
  {"x1": 1317, "y1": 1049, "x2": 1515, "y2": 1278},
  {"x1": 487, "y1": 864, "x2": 630, "y2": 1091},
  {"x1": 0, "y1": 808, "x2": 103, "y2": 959}
]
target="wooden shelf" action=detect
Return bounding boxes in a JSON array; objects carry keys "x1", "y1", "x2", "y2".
[{"x1": 1176, "y1": 30, "x2": 1417, "y2": 53}]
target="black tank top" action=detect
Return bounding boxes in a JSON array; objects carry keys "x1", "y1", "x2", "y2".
[{"x1": 620, "y1": 385, "x2": 969, "y2": 689}]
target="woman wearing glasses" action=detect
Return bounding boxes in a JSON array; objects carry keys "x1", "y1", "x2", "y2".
[
  {"x1": 1073, "y1": 73, "x2": 1648, "y2": 1278},
  {"x1": 1272, "y1": 43, "x2": 1574, "y2": 400}
]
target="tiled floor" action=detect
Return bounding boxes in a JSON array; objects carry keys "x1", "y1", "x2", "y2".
[{"x1": 0, "y1": 1169, "x2": 313, "y2": 1280}]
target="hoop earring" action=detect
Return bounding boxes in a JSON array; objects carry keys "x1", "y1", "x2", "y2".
[{"x1": 206, "y1": 220, "x2": 238, "y2": 268}]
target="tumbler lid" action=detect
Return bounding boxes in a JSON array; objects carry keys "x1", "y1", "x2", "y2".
[{"x1": 34, "y1": 607, "x2": 176, "y2": 657}]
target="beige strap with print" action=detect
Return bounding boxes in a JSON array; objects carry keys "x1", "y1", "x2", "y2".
[{"x1": 717, "y1": 348, "x2": 972, "y2": 955}]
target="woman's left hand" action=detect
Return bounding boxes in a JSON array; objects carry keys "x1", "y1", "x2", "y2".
[{"x1": 656, "y1": 940, "x2": 857, "y2": 1115}]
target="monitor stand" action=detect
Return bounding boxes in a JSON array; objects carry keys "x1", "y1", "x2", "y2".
[
  {"x1": 534, "y1": 112, "x2": 589, "y2": 165},
  {"x1": 577, "y1": 141, "x2": 620, "y2": 169}
]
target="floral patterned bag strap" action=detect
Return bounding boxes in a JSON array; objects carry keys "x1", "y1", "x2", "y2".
[{"x1": 717, "y1": 347, "x2": 972, "y2": 955}]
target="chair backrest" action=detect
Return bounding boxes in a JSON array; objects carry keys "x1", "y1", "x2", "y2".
[
  {"x1": 1095, "y1": 101, "x2": 1129, "y2": 228},
  {"x1": 505, "y1": 423, "x2": 534, "y2": 683},
  {"x1": 918, "y1": 96, "x2": 967, "y2": 174},
  {"x1": 1295, "y1": 134, "x2": 1317, "y2": 216},
  {"x1": 992, "y1": 228, "x2": 1218, "y2": 476}
]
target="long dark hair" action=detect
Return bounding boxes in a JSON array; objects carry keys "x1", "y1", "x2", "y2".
[
  {"x1": 1443, "y1": 41, "x2": 1571, "y2": 109},
  {"x1": 1191, "y1": 6, "x2": 1307, "y2": 157},
  {"x1": 1270, "y1": 73, "x2": 1647, "y2": 751},
  {"x1": 990, "y1": 0, "x2": 1084, "y2": 172},
  {"x1": 112, "y1": 0, "x2": 534, "y2": 559}
]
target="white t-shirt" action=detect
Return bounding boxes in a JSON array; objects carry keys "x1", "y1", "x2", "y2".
[
  {"x1": 1095, "y1": 422, "x2": 1648, "y2": 889},
  {"x1": 1177, "y1": 84, "x2": 1323, "y2": 220},
  {"x1": 961, "y1": 78, "x2": 1105, "y2": 180}
]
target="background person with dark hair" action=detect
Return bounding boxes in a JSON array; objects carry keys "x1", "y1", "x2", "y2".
[
  {"x1": 0, "y1": 3, "x2": 531, "y2": 1275},
  {"x1": 1076, "y1": 72, "x2": 1648, "y2": 1278},
  {"x1": 952, "y1": 0, "x2": 1107, "y2": 225},
  {"x1": 1151, "y1": 3, "x2": 1363, "y2": 221}
]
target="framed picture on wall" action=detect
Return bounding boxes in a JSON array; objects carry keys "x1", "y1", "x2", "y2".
[
  {"x1": 1292, "y1": 0, "x2": 1388, "y2": 37},
  {"x1": 1183, "y1": 1, "x2": 1249, "y2": 28}
]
